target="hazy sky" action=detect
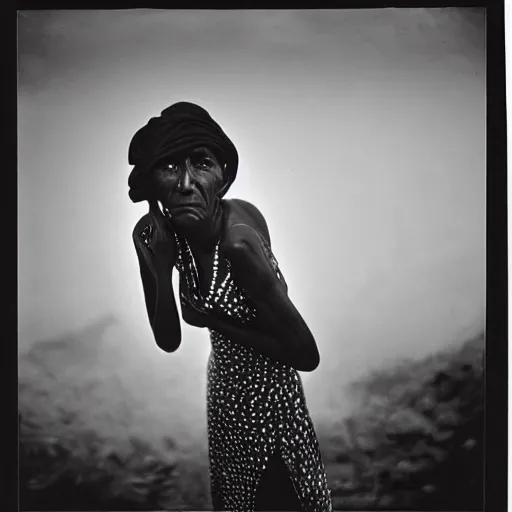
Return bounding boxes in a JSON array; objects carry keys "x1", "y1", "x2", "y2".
[{"x1": 18, "y1": 8, "x2": 485, "y2": 421}]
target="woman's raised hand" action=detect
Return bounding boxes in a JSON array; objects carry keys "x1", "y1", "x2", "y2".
[{"x1": 141, "y1": 200, "x2": 178, "y2": 272}]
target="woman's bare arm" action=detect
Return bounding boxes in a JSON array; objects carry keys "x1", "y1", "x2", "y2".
[
  {"x1": 207, "y1": 313, "x2": 318, "y2": 372},
  {"x1": 207, "y1": 223, "x2": 319, "y2": 372},
  {"x1": 133, "y1": 214, "x2": 182, "y2": 352}
]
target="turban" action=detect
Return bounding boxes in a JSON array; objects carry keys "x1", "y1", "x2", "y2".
[{"x1": 128, "y1": 102, "x2": 238, "y2": 203}]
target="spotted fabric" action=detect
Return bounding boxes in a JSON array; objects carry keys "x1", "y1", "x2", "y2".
[{"x1": 174, "y1": 232, "x2": 332, "y2": 512}]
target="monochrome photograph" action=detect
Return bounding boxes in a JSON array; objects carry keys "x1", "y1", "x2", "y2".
[{"x1": 18, "y1": 7, "x2": 486, "y2": 511}]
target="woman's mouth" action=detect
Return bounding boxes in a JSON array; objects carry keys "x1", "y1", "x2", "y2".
[{"x1": 165, "y1": 203, "x2": 205, "y2": 219}]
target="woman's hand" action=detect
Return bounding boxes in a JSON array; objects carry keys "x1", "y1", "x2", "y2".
[
  {"x1": 181, "y1": 298, "x2": 210, "y2": 329},
  {"x1": 139, "y1": 200, "x2": 178, "y2": 274}
]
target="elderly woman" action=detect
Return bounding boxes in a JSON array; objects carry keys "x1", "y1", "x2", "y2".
[{"x1": 129, "y1": 102, "x2": 332, "y2": 512}]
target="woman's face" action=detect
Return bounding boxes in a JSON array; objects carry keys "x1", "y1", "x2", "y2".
[{"x1": 150, "y1": 147, "x2": 225, "y2": 230}]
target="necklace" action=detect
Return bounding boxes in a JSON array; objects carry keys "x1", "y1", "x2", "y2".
[{"x1": 174, "y1": 231, "x2": 257, "y2": 324}]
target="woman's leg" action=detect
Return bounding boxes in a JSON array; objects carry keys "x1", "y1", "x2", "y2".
[{"x1": 254, "y1": 452, "x2": 303, "y2": 511}]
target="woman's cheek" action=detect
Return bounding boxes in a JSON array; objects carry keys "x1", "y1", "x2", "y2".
[
  {"x1": 204, "y1": 172, "x2": 223, "y2": 192},
  {"x1": 213, "y1": 169, "x2": 225, "y2": 189}
]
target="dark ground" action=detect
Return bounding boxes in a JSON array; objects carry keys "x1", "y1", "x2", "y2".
[{"x1": 19, "y1": 325, "x2": 483, "y2": 511}]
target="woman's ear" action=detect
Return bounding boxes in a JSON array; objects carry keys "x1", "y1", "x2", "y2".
[
  {"x1": 218, "y1": 179, "x2": 231, "y2": 198},
  {"x1": 218, "y1": 164, "x2": 232, "y2": 198}
]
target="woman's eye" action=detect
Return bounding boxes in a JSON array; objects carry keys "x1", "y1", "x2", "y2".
[
  {"x1": 166, "y1": 163, "x2": 178, "y2": 172},
  {"x1": 197, "y1": 158, "x2": 213, "y2": 169}
]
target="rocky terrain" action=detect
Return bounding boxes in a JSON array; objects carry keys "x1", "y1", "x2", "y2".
[{"x1": 19, "y1": 317, "x2": 483, "y2": 511}]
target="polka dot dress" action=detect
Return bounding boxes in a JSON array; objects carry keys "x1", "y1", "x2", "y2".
[{"x1": 174, "y1": 233, "x2": 332, "y2": 512}]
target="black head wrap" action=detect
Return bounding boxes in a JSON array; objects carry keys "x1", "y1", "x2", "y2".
[{"x1": 128, "y1": 102, "x2": 238, "y2": 203}]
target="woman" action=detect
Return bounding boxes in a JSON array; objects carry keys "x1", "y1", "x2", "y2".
[{"x1": 129, "y1": 102, "x2": 332, "y2": 512}]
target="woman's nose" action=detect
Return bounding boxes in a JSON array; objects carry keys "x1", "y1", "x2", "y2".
[{"x1": 179, "y1": 161, "x2": 194, "y2": 192}]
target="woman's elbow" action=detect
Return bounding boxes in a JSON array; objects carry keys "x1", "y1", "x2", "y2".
[
  {"x1": 296, "y1": 358, "x2": 319, "y2": 373},
  {"x1": 156, "y1": 340, "x2": 180, "y2": 354},
  {"x1": 154, "y1": 330, "x2": 181, "y2": 353},
  {"x1": 293, "y1": 347, "x2": 320, "y2": 372}
]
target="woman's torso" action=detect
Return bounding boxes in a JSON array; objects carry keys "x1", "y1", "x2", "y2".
[{"x1": 172, "y1": 199, "x2": 332, "y2": 512}]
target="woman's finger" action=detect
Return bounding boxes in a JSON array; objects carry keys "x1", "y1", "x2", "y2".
[
  {"x1": 148, "y1": 199, "x2": 164, "y2": 221},
  {"x1": 139, "y1": 224, "x2": 155, "y2": 255},
  {"x1": 148, "y1": 200, "x2": 171, "y2": 233}
]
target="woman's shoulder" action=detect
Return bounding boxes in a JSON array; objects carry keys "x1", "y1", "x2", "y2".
[
  {"x1": 224, "y1": 199, "x2": 268, "y2": 231},
  {"x1": 225, "y1": 198, "x2": 261, "y2": 216},
  {"x1": 223, "y1": 199, "x2": 270, "y2": 245}
]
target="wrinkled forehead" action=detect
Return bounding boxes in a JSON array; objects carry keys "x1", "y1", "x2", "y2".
[{"x1": 188, "y1": 146, "x2": 218, "y2": 160}]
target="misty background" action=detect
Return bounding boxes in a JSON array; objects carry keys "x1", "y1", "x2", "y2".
[{"x1": 18, "y1": 8, "x2": 485, "y2": 510}]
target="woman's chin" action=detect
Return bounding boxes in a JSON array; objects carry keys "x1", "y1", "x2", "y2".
[{"x1": 172, "y1": 211, "x2": 205, "y2": 231}]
